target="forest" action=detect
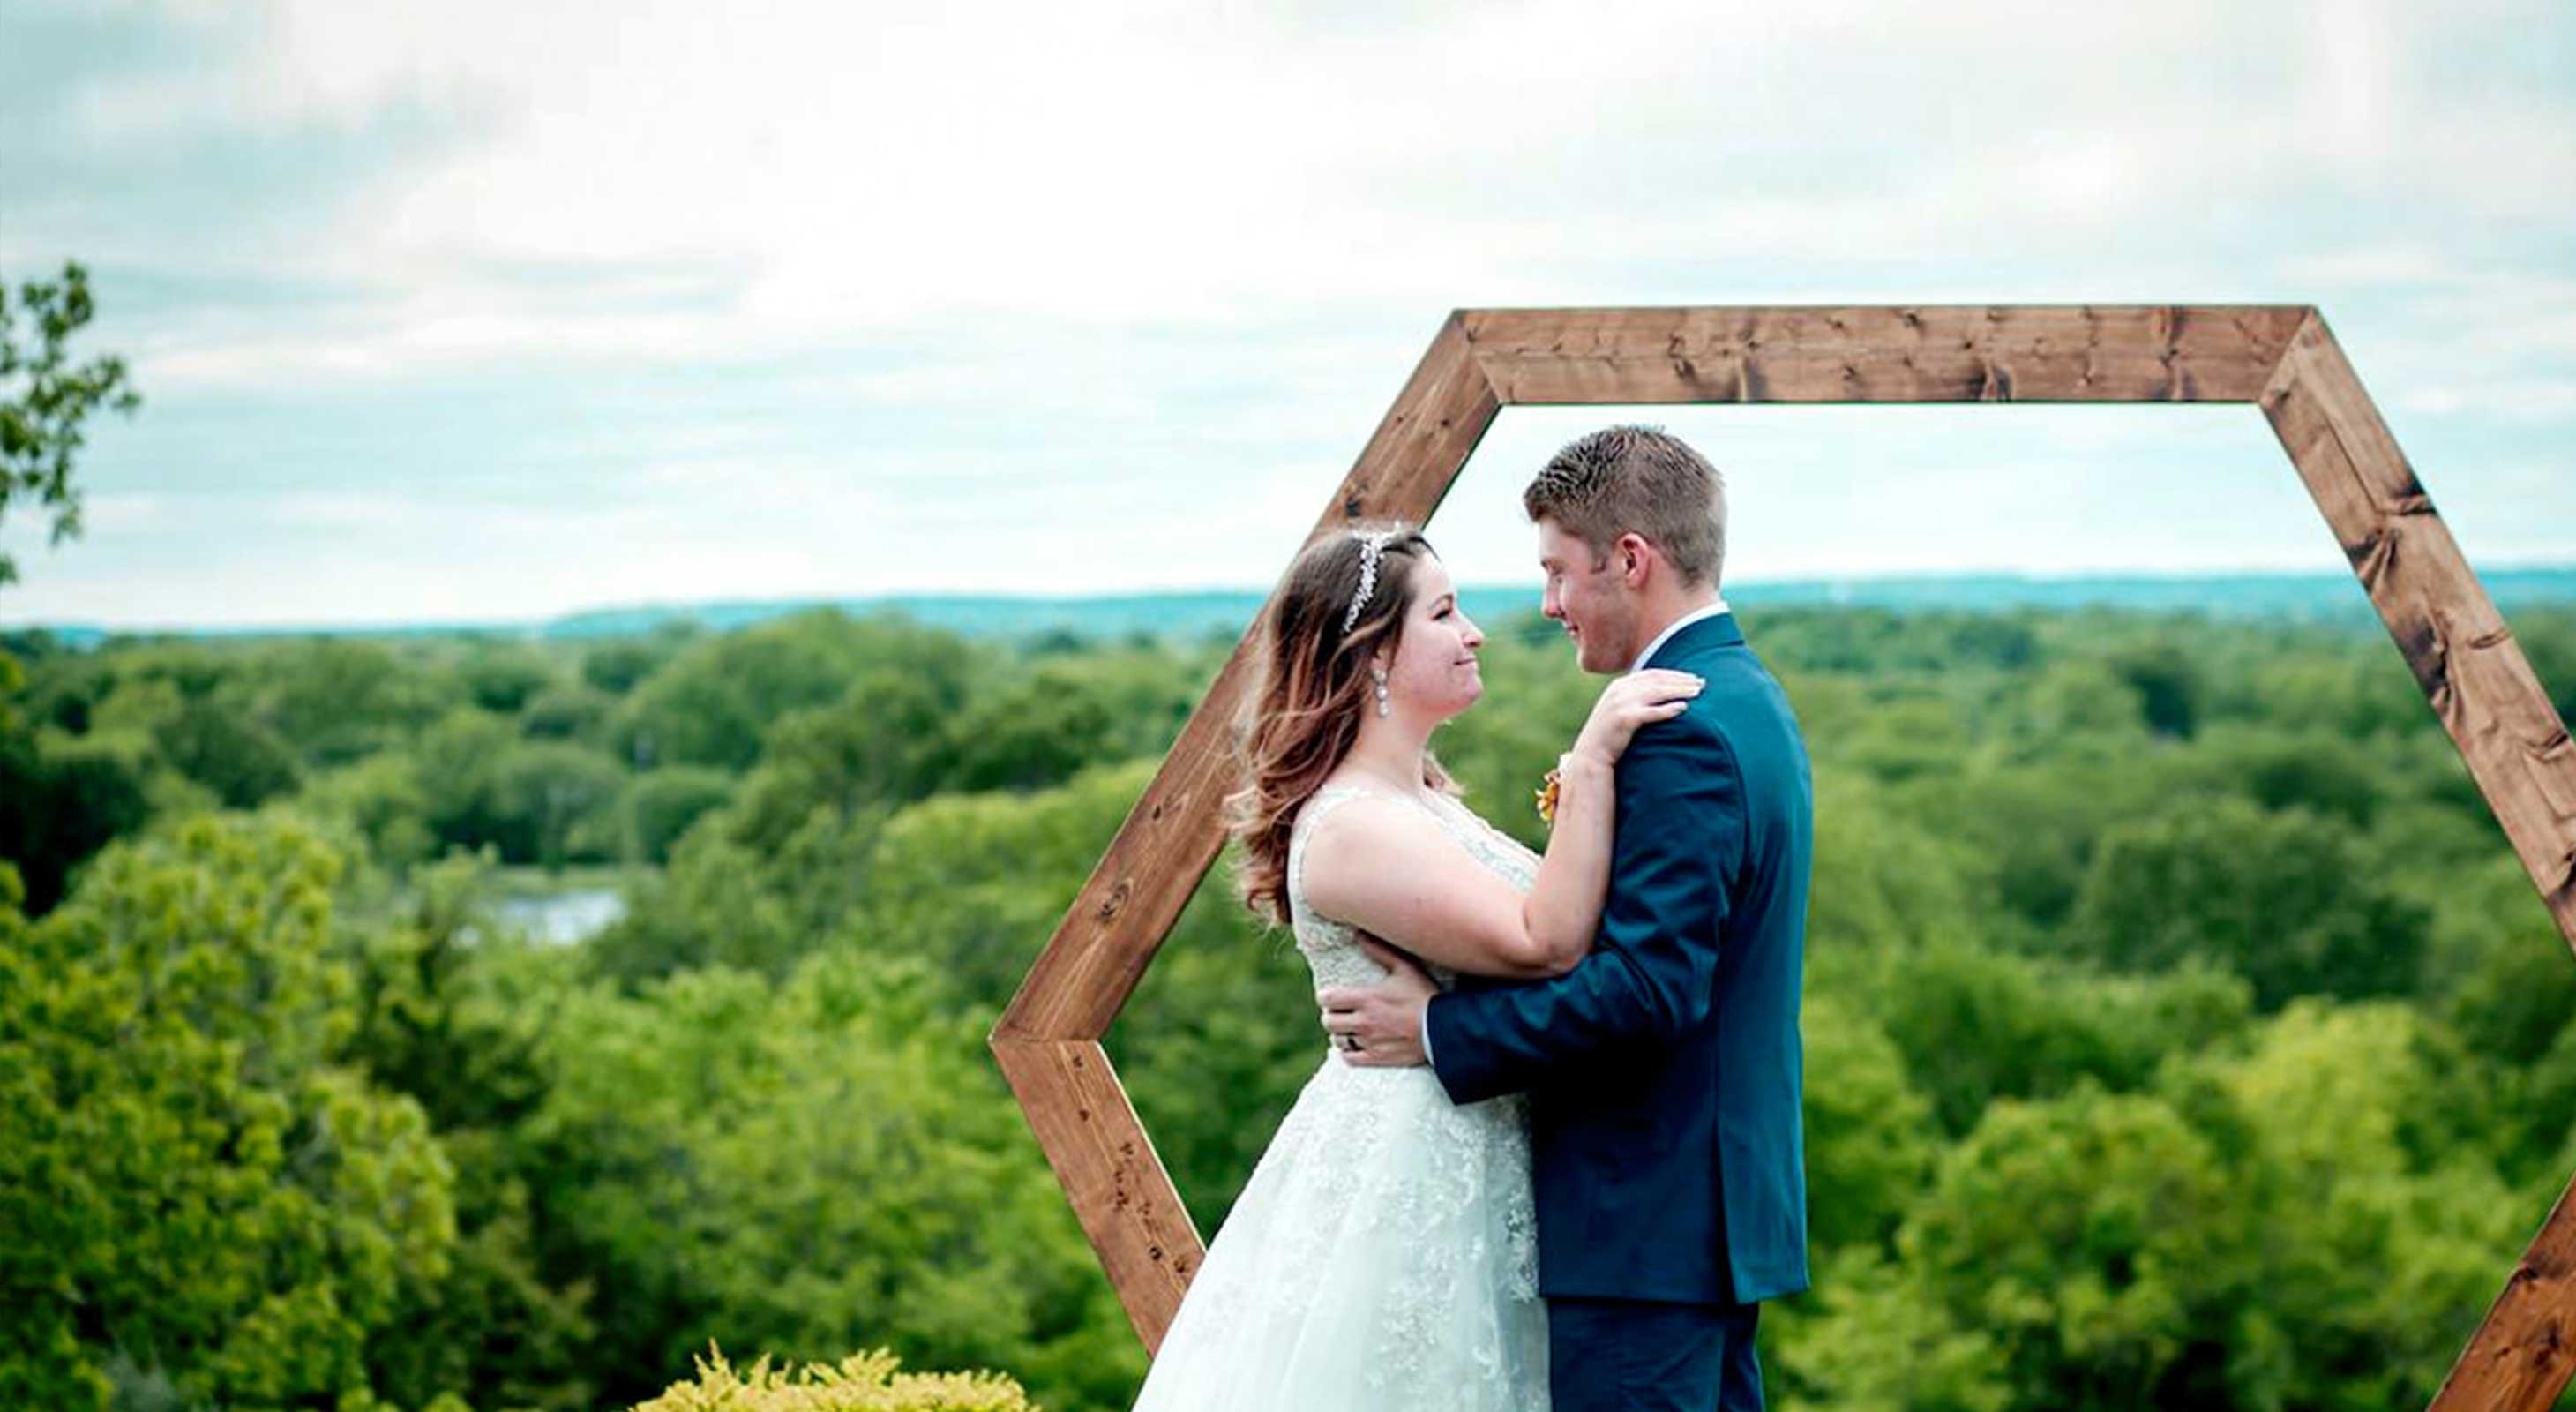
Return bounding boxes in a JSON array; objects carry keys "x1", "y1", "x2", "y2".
[{"x1": 8, "y1": 589, "x2": 2576, "y2": 1411}]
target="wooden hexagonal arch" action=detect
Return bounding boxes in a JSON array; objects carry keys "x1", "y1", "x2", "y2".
[{"x1": 990, "y1": 305, "x2": 2576, "y2": 1408}]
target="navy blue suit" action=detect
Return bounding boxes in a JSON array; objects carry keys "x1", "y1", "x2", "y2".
[{"x1": 1424, "y1": 612, "x2": 1811, "y2": 1411}]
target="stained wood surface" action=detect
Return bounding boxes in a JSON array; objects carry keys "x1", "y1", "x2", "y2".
[
  {"x1": 2430, "y1": 1171, "x2": 2576, "y2": 1411},
  {"x1": 992, "y1": 1038, "x2": 1201, "y2": 1349},
  {"x1": 2260, "y1": 314, "x2": 2576, "y2": 944},
  {"x1": 1463, "y1": 304, "x2": 2310, "y2": 405}
]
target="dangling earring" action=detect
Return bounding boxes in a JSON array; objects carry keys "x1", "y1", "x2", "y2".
[{"x1": 1369, "y1": 661, "x2": 1391, "y2": 718}]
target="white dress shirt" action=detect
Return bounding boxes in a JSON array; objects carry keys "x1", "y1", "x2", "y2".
[
  {"x1": 1417, "y1": 596, "x2": 1733, "y2": 1070},
  {"x1": 1629, "y1": 596, "x2": 1732, "y2": 673}
]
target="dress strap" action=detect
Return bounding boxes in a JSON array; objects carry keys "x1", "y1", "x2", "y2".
[
  {"x1": 1421, "y1": 786, "x2": 1542, "y2": 865},
  {"x1": 1299, "y1": 781, "x2": 1374, "y2": 825}
]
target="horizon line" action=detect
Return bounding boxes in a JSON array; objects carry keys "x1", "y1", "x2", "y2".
[{"x1": 11, "y1": 560, "x2": 2576, "y2": 641}]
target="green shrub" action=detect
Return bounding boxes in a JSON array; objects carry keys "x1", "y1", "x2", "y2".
[{"x1": 633, "y1": 1348, "x2": 1037, "y2": 1412}]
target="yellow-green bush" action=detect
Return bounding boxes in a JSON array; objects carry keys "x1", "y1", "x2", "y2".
[{"x1": 631, "y1": 1348, "x2": 1038, "y2": 1412}]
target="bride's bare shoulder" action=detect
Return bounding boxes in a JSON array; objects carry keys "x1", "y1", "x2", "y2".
[{"x1": 1298, "y1": 779, "x2": 1436, "y2": 857}]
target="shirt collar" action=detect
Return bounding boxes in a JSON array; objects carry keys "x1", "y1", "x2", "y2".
[{"x1": 1628, "y1": 597, "x2": 1732, "y2": 673}]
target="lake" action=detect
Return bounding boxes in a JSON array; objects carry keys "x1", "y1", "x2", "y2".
[{"x1": 494, "y1": 888, "x2": 627, "y2": 944}]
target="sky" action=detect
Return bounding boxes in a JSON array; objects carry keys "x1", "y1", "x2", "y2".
[{"x1": 1, "y1": 0, "x2": 2571, "y2": 630}]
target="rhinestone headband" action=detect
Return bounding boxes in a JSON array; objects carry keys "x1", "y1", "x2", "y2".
[{"x1": 1341, "y1": 530, "x2": 1398, "y2": 634}]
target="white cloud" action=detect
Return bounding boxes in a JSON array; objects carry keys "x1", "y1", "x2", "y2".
[
  {"x1": 4, "y1": 0, "x2": 2572, "y2": 627},
  {"x1": 34, "y1": 0, "x2": 2575, "y2": 364}
]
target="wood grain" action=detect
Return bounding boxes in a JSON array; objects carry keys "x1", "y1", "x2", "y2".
[
  {"x1": 992, "y1": 1038, "x2": 1202, "y2": 1350},
  {"x1": 1311, "y1": 310, "x2": 1505, "y2": 532},
  {"x1": 2261, "y1": 312, "x2": 2576, "y2": 946},
  {"x1": 1463, "y1": 304, "x2": 2311, "y2": 405},
  {"x1": 2429, "y1": 1172, "x2": 2576, "y2": 1412}
]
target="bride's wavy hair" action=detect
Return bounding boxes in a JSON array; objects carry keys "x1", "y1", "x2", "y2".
[{"x1": 1226, "y1": 521, "x2": 1459, "y2": 926}]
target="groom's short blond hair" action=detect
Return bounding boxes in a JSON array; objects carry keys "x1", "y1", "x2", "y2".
[{"x1": 1522, "y1": 425, "x2": 1726, "y2": 587}]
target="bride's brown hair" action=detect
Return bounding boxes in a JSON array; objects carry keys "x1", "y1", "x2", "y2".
[{"x1": 1226, "y1": 522, "x2": 1458, "y2": 926}]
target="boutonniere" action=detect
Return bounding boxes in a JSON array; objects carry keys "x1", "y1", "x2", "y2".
[{"x1": 1533, "y1": 764, "x2": 1562, "y2": 828}]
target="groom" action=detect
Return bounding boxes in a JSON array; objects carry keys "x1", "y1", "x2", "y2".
[{"x1": 1320, "y1": 425, "x2": 1812, "y2": 1412}]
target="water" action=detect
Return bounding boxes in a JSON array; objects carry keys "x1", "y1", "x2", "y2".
[{"x1": 495, "y1": 888, "x2": 626, "y2": 944}]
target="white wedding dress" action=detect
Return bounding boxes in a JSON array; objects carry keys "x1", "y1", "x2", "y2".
[{"x1": 1129, "y1": 782, "x2": 1550, "y2": 1411}]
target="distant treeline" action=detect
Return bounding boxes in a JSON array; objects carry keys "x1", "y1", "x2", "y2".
[{"x1": 22, "y1": 564, "x2": 2576, "y2": 648}]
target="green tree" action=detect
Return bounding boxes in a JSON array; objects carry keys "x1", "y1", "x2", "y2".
[
  {"x1": 1798, "y1": 995, "x2": 1939, "y2": 1253},
  {"x1": 2517, "y1": 608, "x2": 2576, "y2": 725},
  {"x1": 581, "y1": 628, "x2": 694, "y2": 697},
  {"x1": 457, "y1": 642, "x2": 559, "y2": 714},
  {"x1": 0, "y1": 261, "x2": 140, "y2": 589},
  {"x1": 2172, "y1": 724, "x2": 2382, "y2": 829},
  {"x1": 1898, "y1": 1088, "x2": 2242, "y2": 1408},
  {"x1": 0, "y1": 726, "x2": 153, "y2": 914},
  {"x1": 849, "y1": 760, "x2": 1157, "y2": 1009},
  {"x1": 11, "y1": 634, "x2": 115, "y2": 732},
  {"x1": 2240, "y1": 638, "x2": 2430, "y2": 740},
  {"x1": 154, "y1": 696, "x2": 303, "y2": 807},
  {"x1": 726, "y1": 672, "x2": 955, "y2": 855},
  {"x1": 609, "y1": 612, "x2": 969, "y2": 772},
  {"x1": 2155, "y1": 1003, "x2": 2523, "y2": 1409},
  {"x1": 0, "y1": 816, "x2": 460, "y2": 1410},
  {"x1": 939, "y1": 651, "x2": 1202, "y2": 795},
  {"x1": 496, "y1": 741, "x2": 628, "y2": 867},
  {"x1": 525, "y1": 953, "x2": 1141, "y2": 1412},
  {"x1": 1770, "y1": 1250, "x2": 2009, "y2": 1412},
  {"x1": 1857, "y1": 940, "x2": 2254, "y2": 1137},
  {"x1": 334, "y1": 849, "x2": 598, "y2": 1411},
  {"x1": 253, "y1": 637, "x2": 458, "y2": 767},
  {"x1": 520, "y1": 681, "x2": 617, "y2": 742},
  {"x1": 297, "y1": 752, "x2": 439, "y2": 871},
  {"x1": 1803, "y1": 765, "x2": 1983, "y2": 968},
  {"x1": 2070, "y1": 798, "x2": 2429, "y2": 1009},
  {"x1": 611, "y1": 765, "x2": 737, "y2": 865},
  {"x1": 2108, "y1": 640, "x2": 2204, "y2": 740},
  {"x1": 1909, "y1": 752, "x2": 2167, "y2": 935}
]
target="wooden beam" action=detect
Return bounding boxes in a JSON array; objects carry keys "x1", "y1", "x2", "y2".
[
  {"x1": 988, "y1": 644, "x2": 1249, "y2": 1042},
  {"x1": 1312, "y1": 310, "x2": 1505, "y2": 533},
  {"x1": 1463, "y1": 304, "x2": 2310, "y2": 405},
  {"x1": 992, "y1": 1038, "x2": 1202, "y2": 1351},
  {"x1": 2261, "y1": 312, "x2": 2576, "y2": 948},
  {"x1": 2428, "y1": 1171, "x2": 2576, "y2": 1412}
]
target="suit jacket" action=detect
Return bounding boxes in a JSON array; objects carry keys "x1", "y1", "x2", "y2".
[{"x1": 1424, "y1": 611, "x2": 1813, "y2": 1305}]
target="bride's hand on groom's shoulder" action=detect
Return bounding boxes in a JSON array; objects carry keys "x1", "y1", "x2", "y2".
[
  {"x1": 1317, "y1": 936, "x2": 1434, "y2": 1069},
  {"x1": 1571, "y1": 669, "x2": 1703, "y2": 769}
]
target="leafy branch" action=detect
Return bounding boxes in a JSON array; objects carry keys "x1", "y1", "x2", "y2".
[{"x1": 0, "y1": 260, "x2": 143, "y2": 587}]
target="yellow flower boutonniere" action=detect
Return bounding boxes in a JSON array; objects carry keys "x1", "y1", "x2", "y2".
[{"x1": 1534, "y1": 764, "x2": 1562, "y2": 828}]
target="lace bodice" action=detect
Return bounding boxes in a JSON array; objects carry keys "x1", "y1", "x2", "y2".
[
  {"x1": 1132, "y1": 779, "x2": 1550, "y2": 1411},
  {"x1": 1286, "y1": 781, "x2": 1543, "y2": 990}
]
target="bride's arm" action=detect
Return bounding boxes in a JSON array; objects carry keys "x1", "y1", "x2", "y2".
[{"x1": 1300, "y1": 670, "x2": 1700, "y2": 980}]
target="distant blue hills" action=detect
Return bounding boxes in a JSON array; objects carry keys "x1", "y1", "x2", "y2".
[{"x1": 22, "y1": 567, "x2": 2576, "y2": 648}]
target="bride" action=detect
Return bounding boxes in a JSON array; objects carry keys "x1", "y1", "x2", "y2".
[{"x1": 1129, "y1": 523, "x2": 1700, "y2": 1410}]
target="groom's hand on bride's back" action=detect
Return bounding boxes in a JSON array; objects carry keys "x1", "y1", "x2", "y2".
[{"x1": 1317, "y1": 936, "x2": 1434, "y2": 1068}]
